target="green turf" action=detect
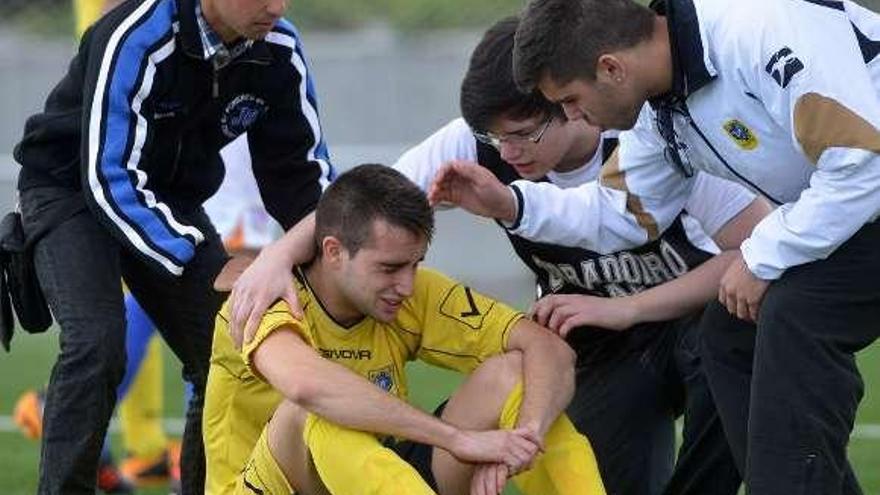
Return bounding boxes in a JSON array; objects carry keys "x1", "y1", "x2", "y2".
[{"x1": 1, "y1": 331, "x2": 879, "y2": 494}]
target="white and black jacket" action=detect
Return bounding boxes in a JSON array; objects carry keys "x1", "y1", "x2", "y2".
[{"x1": 509, "y1": 0, "x2": 880, "y2": 280}]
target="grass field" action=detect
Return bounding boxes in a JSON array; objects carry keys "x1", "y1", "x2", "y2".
[{"x1": 1, "y1": 330, "x2": 878, "y2": 494}]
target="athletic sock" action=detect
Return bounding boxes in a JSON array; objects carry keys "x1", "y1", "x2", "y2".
[
  {"x1": 498, "y1": 382, "x2": 606, "y2": 495},
  {"x1": 303, "y1": 414, "x2": 435, "y2": 495}
]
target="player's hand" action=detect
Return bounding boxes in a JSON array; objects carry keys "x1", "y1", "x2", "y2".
[
  {"x1": 470, "y1": 463, "x2": 509, "y2": 495},
  {"x1": 427, "y1": 161, "x2": 517, "y2": 223},
  {"x1": 449, "y1": 427, "x2": 541, "y2": 472},
  {"x1": 718, "y1": 253, "x2": 769, "y2": 323},
  {"x1": 530, "y1": 294, "x2": 637, "y2": 336},
  {"x1": 228, "y1": 243, "x2": 302, "y2": 349}
]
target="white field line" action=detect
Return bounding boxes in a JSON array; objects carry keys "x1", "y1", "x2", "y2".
[
  {"x1": 0, "y1": 416, "x2": 185, "y2": 435},
  {"x1": 1, "y1": 416, "x2": 880, "y2": 440}
]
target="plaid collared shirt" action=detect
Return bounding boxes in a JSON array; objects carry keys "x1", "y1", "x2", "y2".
[{"x1": 195, "y1": 1, "x2": 253, "y2": 69}]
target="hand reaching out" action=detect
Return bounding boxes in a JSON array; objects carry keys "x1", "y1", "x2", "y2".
[
  {"x1": 530, "y1": 294, "x2": 637, "y2": 336},
  {"x1": 427, "y1": 161, "x2": 518, "y2": 223}
]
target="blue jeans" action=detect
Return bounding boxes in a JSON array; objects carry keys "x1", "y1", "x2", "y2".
[{"x1": 20, "y1": 186, "x2": 227, "y2": 495}]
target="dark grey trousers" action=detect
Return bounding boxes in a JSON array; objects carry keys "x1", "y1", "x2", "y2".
[
  {"x1": 700, "y1": 221, "x2": 880, "y2": 495},
  {"x1": 20, "y1": 186, "x2": 227, "y2": 495},
  {"x1": 567, "y1": 313, "x2": 740, "y2": 495}
]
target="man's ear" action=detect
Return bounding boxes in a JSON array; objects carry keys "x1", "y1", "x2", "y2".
[
  {"x1": 213, "y1": 255, "x2": 255, "y2": 292},
  {"x1": 321, "y1": 235, "x2": 345, "y2": 265},
  {"x1": 596, "y1": 53, "x2": 626, "y2": 85}
]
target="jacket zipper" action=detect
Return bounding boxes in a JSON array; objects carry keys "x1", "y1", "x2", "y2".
[
  {"x1": 212, "y1": 57, "x2": 269, "y2": 99},
  {"x1": 168, "y1": 138, "x2": 183, "y2": 182},
  {"x1": 678, "y1": 104, "x2": 783, "y2": 205},
  {"x1": 212, "y1": 64, "x2": 219, "y2": 98}
]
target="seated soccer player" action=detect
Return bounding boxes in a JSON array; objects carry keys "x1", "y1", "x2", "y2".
[{"x1": 203, "y1": 164, "x2": 605, "y2": 495}]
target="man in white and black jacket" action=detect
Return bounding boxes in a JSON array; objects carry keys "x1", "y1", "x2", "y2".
[
  {"x1": 438, "y1": 0, "x2": 880, "y2": 492},
  {"x1": 12, "y1": 0, "x2": 333, "y2": 492}
]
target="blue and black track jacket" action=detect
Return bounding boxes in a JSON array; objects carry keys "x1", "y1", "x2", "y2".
[{"x1": 14, "y1": 0, "x2": 333, "y2": 276}]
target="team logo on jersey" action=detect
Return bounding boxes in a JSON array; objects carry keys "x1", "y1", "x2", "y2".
[
  {"x1": 723, "y1": 119, "x2": 759, "y2": 150},
  {"x1": 765, "y1": 47, "x2": 803, "y2": 89},
  {"x1": 221, "y1": 94, "x2": 268, "y2": 138},
  {"x1": 369, "y1": 366, "x2": 396, "y2": 393},
  {"x1": 439, "y1": 285, "x2": 492, "y2": 330}
]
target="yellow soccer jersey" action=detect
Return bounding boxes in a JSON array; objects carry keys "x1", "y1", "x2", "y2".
[{"x1": 204, "y1": 266, "x2": 523, "y2": 494}]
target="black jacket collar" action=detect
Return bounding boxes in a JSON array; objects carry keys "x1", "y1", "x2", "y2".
[
  {"x1": 649, "y1": 0, "x2": 716, "y2": 106},
  {"x1": 176, "y1": 0, "x2": 272, "y2": 63}
]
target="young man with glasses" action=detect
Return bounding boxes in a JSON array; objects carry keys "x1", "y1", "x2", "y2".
[{"x1": 228, "y1": 16, "x2": 770, "y2": 494}]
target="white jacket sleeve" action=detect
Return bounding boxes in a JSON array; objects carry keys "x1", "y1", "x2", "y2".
[
  {"x1": 733, "y1": 1, "x2": 880, "y2": 279},
  {"x1": 684, "y1": 173, "x2": 756, "y2": 237},
  {"x1": 392, "y1": 118, "x2": 478, "y2": 192},
  {"x1": 507, "y1": 108, "x2": 695, "y2": 253}
]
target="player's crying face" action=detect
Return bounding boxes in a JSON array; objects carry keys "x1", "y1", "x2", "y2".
[{"x1": 339, "y1": 221, "x2": 428, "y2": 323}]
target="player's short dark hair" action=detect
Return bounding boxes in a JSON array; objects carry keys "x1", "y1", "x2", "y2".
[
  {"x1": 315, "y1": 164, "x2": 434, "y2": 256},
  {"x1": 460, "y1": 15, "x2": 562, "y2": 133},
  {"x1": 514, "y1": 0, "x2": 654, "y2": 91}
]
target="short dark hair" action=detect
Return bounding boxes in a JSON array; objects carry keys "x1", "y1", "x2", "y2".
[
  {"x1": 460, "y1": 15, "x2": 562, "y2": 132},
  {"x1": 513, "y1": 0, "x2": 654, "y2": 92},
  {"x1": 315, "y1": 164, "x2": 434, "y2": 256}
]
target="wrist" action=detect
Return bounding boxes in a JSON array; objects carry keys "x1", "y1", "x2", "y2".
[
  {"x1": 516, "y1": 418, "x2": 546, "y2": 441},
  {"x1": 265, "y1": 236, "x2": 300, "y2": 267},
  {"x1": 499, "y1": 185, "x2": 524, "y2": 228},
  {"x1": 621, "y1": 297, "x2": 641, "y2": 328},
  {"x1": 444, "y1": 425, "x2": 468, "y2": 454}
]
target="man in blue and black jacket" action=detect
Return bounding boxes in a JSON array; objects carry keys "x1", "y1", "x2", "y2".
[{"x1": 13, "y1": 0, "x2": 333, "y2": 492}]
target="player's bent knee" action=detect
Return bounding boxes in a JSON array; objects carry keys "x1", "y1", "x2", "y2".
[
  {"x1": 237, "y1": 423, "x2": 299, "y2": 495},
  {"x1": 468, "y1": 350, "x2": 523, "y2": 397},
  {"x1": 263, "y1": 400, "x2": 314, "y2": 493}
]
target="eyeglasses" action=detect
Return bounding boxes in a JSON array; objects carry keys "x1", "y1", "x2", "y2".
[
  {"x1": 473, "y1": 115, "x2": 555, "y2": 150},
  {"x1": 655, "y1": 102, "x2": 695, "y2": 178}
]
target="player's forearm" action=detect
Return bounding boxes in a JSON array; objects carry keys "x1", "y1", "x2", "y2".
[
  {"x1": 268, "y1": 212, "x2": 316, "y2": 267},
  {"x1": 513, "y1": 326, "x2": 576, "y2": 440},
  {"x1": 256, "y1": 331, "x2": 461, "y2": 451},
  {"x1": 292, "y1": 361, "x2": 461, "y2": 450},
  {"x1": 627, "y1": 250, "x2": 738, "y2": 323}
]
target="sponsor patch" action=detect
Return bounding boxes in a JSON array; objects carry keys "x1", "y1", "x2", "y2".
[
  {"x1": 765, "y1": 47, "x2": 804, "y2": 89},
  {"x1": 723, "y1": 119, "x2": 759, "y2": 150},
  {"x1": 221, "y1": 94, "x2": 268, "y2": 138}
]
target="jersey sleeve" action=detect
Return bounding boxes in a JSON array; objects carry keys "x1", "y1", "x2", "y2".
[
  {"x1": 392, "y1": 118, "x2": 478, "y2": 192},
  {"x1": 730, "y1": 1, "x2": 880, "y2": 279},
  {"x1": 507, "y1": 110, "x2": 695, "y2": 254},
  {"x1": 241, "y1": 300, "x2": 312, "y2": 382},
  {"x1": 683, "y1": 172, "x2": 756, "y2": 237},
  {"x1": 413, "y1": 269, "x2": 524, "y2": 374}
]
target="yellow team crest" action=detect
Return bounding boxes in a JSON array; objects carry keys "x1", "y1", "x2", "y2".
[{"x1": 723, "y1": 119, "x2": 759, "y2": 150}]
